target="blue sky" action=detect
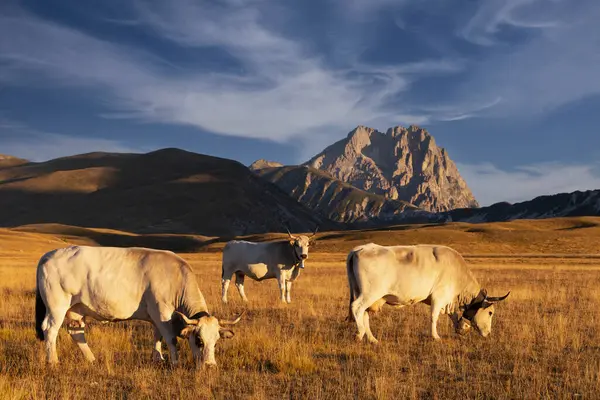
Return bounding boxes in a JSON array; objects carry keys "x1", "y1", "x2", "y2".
[{"x1": 1, "y1": 0, "x2": 600, "y2": 206}]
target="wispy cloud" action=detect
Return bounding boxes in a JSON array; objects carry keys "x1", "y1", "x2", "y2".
[
  {"x1": 0, "y1": 1, "x2": 456, "y2": 142},
  {"x1": 453, "y1": 0, "x2": 600, "y2": 117},
  {"x1": 458, "y1": 162, "x2": 600, "y2": 206},
  {"x1": 421, "y1": 97, "x2": 503, "y2": 122},
  {"x1": 0, "y1": 118, "x2": 141, "y2": 161},
  {"x1": 459, "y1": 0, "x2": 562, "y2": 46},
  {"x1": 328, "y1": 0, "x2": 407, "y2": 20}
]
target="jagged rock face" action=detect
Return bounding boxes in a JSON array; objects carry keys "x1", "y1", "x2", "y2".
[
  {"x1": 254, "y1": 165, "x2": 420, "y2": 223},
  {"x1": 305, "y1": 125, "x2": 479, "y2": 212},
  {"x1": 249, "y1": 159, "x2": 283, "y2": 171}
]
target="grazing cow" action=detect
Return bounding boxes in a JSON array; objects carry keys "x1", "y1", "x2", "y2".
[
  {"x1": 346, "y1": 243, "x2": 510, "y2": 343},
  {"x1": 221, "y1": 228, "x2": 317, "y2": 303},
  {"x1": 35, "y1": 245, "x2": 244, "y2": 366}
]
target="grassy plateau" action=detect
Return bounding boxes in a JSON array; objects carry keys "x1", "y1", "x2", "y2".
[{"x1": 1, "y1": 217, "x2": 600, "y2": 399}]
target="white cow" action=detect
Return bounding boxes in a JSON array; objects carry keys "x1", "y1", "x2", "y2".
[
  {"x1": 35, "y1": 245, "x2": 244, "y2": 366},
  {"x1": 221, "y1": 229, "x2": 317, "y2": 303},
  {"x1": 347, "y1": 243, "x2": 510, "y2": 343}
]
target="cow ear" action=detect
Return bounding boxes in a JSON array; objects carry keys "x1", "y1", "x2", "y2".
[
  {"x1": 482, "y1": 301, "x2": 494, "y2": 309},
  {"x1": 180, "y1": 326, "x2": 195, "y2": 338},
  {"x1": 474, "y1": 289, "x2": 487, "y2": 304},
  {"x1": 172, "y1": 311, "x2": 196, "y2": 337},
  {"x1": 219, "y1": 328, "x2": 235, "y2": 339},
  {"x1": 289, "y1": 240, "x2": 295, "y2": 246}
]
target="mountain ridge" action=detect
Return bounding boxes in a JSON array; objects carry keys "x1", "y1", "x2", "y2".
[{"x1": 251, "y1": 164, "x2": 421, "y2": 224}]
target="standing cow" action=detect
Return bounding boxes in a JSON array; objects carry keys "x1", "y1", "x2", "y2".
[
  {"x1": 347, "y1": 243, "x2": 510, "y2": 343},
  {"x1": 221, "y1": 228, "x2": 317, "y2": 303},
  {"x1": 35, "y1": 245, "x2": 244, "y2": 367}
]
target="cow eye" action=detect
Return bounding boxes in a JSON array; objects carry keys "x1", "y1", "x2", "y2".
[{"x1": 488, "y1": 311, "x2": 493, "y2": 316}]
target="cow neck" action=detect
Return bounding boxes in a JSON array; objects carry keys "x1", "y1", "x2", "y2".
[
  {"x1": 178, "y1": 269, "x2": 209, "y2": 318},
  {"x1": 282, "y1": 240, "x2": 301, "y2": 267},
  {"x1": 290, "y1": 243, "x2": 301, "y2": 266},
  {"x1": 190, "y1": 311, "x2": 210, "y2": 320},
  {"x1": 460, "y1": 288, "x2": 487, "y2": 321}
]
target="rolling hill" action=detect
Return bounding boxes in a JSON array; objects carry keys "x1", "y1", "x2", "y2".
[
  {"x1": 0, "y1": 148, "x2": 335, "y2": 236},
  {"x1": 0, "y1": 154, "x2": 28, "y2": 169}
]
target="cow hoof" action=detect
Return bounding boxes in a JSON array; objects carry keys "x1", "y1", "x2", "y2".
[
  {"x1": 367, "y1": 338, "x2": 379, "y2": 345},
  {"x1": 354, "y1": 334, "x2": 363, "y2": 343},
  {"x1": 432, "y1": 336, "x2": 442, "y2": 341}
]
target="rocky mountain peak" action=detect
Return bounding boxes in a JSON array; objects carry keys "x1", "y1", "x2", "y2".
[
  {"x1": 304, "y1": 125, "x2": 479, "y2": 212},
  {"x1": 249, "y1": 159, "x2": 284, "y2": 171}
]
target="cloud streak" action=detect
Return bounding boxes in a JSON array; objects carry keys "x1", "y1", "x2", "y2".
[
  {"x1": 459, "y1": 0, "x2": 561, "y2": 46},
  {"x1": 0, "y1": 1, "x2": 456, "y2": 142},
  {"x1": 0, "y1": 118, "x2": 141, "y2": 161},
  {"x1": 453, "y1": 0, "x2": 600, "y2": 117}
]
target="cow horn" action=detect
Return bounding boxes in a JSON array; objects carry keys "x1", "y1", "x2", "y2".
[
  {"x1": 174, "y1": 311, "x2": 199, "y2": 326},
  {"x1": 486, "y1": 291, "x2": 511, "y2": 302},
  {"x1": 285, "y1": 226, "x2": 294, "y2": 239},
  {"x1": 309, "y1": 226, "x2": 319, "y2": 239},
  {"x1": 219, "y1": 310, "x2": 246, "y2": 326}
]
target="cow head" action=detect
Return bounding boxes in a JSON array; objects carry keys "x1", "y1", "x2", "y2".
[
  {"x1": 459, "y1": 289, "x2": 510, "y2": 337},
  {"x1": 172, "y1": 310, "x2": 244, "y2": 367},
  {"x1": 286, "y1": 226, "x2": 318, "y2": 268}
]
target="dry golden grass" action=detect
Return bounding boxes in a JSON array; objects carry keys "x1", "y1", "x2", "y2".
[{"x1": 1, "y1": 218, "x2": 600, "y2": 399}]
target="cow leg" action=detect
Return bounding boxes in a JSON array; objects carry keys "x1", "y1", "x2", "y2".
[
  {"x1": 221, "y1": 271, "x2": 233, "y2": 304},
  {"x1": 363, "y1": 311, "x2": 379, "y2": 344},
  {"x1": 40, "y1": 290, "x2": 72, "y2": 365},
  {"x1": 152, "y1": 325, "x2": 165, "y2": 362},
  {"x1": 278, "y1": 276, "x2": 287, "y2": 303},
  {"x1": 350, "y1": 296, "x2": 369, "y2": 342},
  {"x1": 285, "y1": 280, "x2": 292, "y2": 304},
  {"x1": 351, "y1": 293, "x2": 385, "y2": 342},
  {"x1": 351, "y1": 303, "x2": 367, "y2": 342},
  {"x1": 430, "y1": 302, "x2": 442, "y2": 340},
  {"x1": 155, "y1": 321, "x2": 178, "y2": 366},
  {"x1": 149, "y1": 307, "x2": 179, "y2": 366},
  {"x1": 221, "y1": 279, "x2": 231, "y2": 304},
  {"x1": 234, "y1": 272, "x2": 248, "y2": 302},
  {"x1": 66, "y1": 311, "x2": 96, "y2": 362},
  {"x1": 42, "y1": 306, "x2": 69, "y2": 364}
]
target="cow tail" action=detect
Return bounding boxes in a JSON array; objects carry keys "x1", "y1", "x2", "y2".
[
  {"x1": 221, "y1": 243, "x2": 230, "y2": 280},
  {"x1": 345, "y1": 251, "x2": 359, "y2": 322},
  {"x1": 35, "y1": 251, "x2": 53, "y2": 341},
  {"x1": 35, "y1": 285, "x2": 46, "y2": 341}
]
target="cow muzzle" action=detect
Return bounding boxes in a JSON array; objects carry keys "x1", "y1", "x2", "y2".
[{"x1": 300, "y1": 254, "x2": 307, "y2": 260}]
